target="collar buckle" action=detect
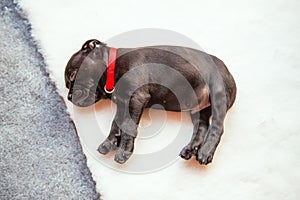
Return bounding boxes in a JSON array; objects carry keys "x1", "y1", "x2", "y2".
[{"x1": 104, "y1": 85, "x2": 115, "y2": 94}]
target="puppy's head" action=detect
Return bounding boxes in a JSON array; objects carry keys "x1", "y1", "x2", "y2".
[{"x1": 65, "y1": 39, "x2": 108, "y2": 107}]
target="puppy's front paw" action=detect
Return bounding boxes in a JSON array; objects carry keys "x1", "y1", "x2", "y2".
[
  {"x1": 114, "y1": 149, "x2": 132, "y2": 164},
  {"x1": 97, "y1": 139, "x2": 117, "y2": 155},
  {"x1": 196, "y1": 142, "x2": 215, "y2": 165}
]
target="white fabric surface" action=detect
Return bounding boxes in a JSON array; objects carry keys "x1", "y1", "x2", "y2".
[{"x1": 19, "y1": 0, "x2": 300, "y2": 199}]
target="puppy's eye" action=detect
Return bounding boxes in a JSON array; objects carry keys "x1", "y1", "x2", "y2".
[{"x1": 69, "y1": 70, "x2": 77, "y2": 82}]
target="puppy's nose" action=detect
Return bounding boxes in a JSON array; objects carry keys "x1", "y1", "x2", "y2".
[{"x1": 67, "y1": 93, "x2": 72, "y2": 101}]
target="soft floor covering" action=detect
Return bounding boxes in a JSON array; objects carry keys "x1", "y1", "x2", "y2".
[{"x1": 0, "y1": 1, "x2": 100, "y2": 199}]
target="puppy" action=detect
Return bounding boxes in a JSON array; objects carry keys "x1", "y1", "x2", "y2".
[{"x1": 65, "y1": 39, "x2": 236, "y2": 164}]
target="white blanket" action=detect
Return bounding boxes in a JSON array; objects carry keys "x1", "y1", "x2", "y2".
[{"x1": 19, "y1": 0, "x2": 300, "y2": 199}]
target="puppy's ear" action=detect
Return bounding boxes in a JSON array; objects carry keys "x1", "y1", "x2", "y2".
[
  {"x1": 96, "y1": 40, "x2": 107, "y2": 47},
  {"x1": 88, "y1": 40, "x2": 96, "y2": 49},
  {"x1": 88, "y1": 40, "x2": 107, "y2": 49},
  {"x1": 82, "y1": 39, "x2": 107, "y2": 50},
  {"x1": 101, "y1": 42, "x2": 107, "y2": 46}
]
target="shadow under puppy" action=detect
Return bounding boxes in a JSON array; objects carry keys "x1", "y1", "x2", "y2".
[{"x1": 65, "y1": 39, "x2": 236, "y2": 165}]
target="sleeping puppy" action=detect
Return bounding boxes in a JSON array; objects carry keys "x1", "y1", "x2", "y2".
[{"x1": 65, "y1": 39, "x2": 236, "y2": 165}]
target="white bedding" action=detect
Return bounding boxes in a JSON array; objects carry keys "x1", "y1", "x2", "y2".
[{"x1": 19, "y1": 0, "x2": 300, "y2": 199}]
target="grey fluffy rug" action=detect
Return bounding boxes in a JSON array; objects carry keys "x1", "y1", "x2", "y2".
[{"x1": 0, "y1": 1, "x2": 100, "y2": 199}]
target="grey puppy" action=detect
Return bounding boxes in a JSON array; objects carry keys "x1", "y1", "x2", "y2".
[{"x1": 65, "y1": 39, "x2": 236, "y2": 165}]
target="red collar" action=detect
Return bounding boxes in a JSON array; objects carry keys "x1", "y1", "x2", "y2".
[{"x1": 104, "y1": 47, "x2": 117, "y2": 93}]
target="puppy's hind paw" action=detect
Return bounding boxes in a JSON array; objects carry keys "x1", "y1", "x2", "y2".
[
  {"x1": 196, "y1": 144, "x2": 215, "y2": 165},
  {"x1": 179, "y1": 145, "x2": 193, "y2": 160},
  {"x1": 196, "y1": 152, "x2": 213, "y2": 165}
]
